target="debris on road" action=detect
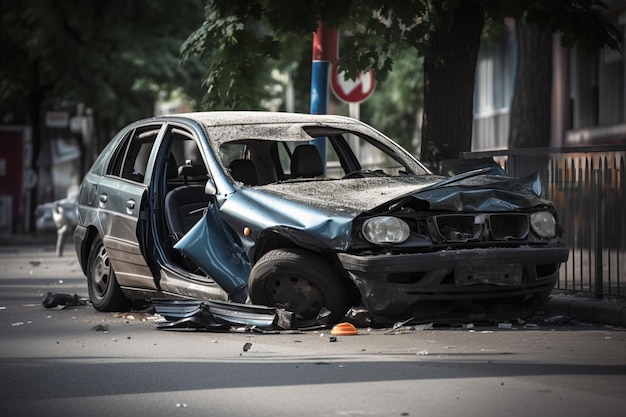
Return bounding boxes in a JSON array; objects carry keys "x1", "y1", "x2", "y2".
[
  {"x1": 330, "y1": 322, "x2": 358, "y2": 336},
  {"x1": 385, "y1": 319, "x2": 433, "y2": 335},
  {"x1": 91, "y1": 324, "x2": 109, "y2": 332},
  {"x1": 41, "y1": 292, "x2": 89, "y2": 309},
  {"x1": 152, "y1": 299, "x2": 290, "y2": 332}
]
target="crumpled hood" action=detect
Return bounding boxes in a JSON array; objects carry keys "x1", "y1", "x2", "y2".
[
  {"x1": 257, "y1": 172, "x2": 549, "y2": 216},
  {"x1": 258, "y1": 175, "x2": 440, "y2": 216},
  {"x1": 388, "y1": 171, "x2": 550, "y2": 212}
]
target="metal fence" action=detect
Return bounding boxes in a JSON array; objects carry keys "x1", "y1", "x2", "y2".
[{"x1": 461, "y1": 145, "x2": 626, "y2": 299}]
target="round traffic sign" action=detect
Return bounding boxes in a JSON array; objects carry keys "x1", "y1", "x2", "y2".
[{"x1": 330, "y1": 61, "x2": 376, "y2": 103}]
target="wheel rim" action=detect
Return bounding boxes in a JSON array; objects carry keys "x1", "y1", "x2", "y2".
[
  {"x1": 266, "y1": 273, "x2": 326, "y2": 320},
  {"x1": 91, "y1": 244, "x2": 111, "y2": 300}
]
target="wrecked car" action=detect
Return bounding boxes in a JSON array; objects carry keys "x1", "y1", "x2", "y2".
[{"x1": 73, "y1": 111, "x2": 569, "y2": 326}]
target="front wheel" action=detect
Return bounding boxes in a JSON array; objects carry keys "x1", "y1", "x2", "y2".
[
  {"x1": 248, "y1": 248, "x2": 350, "y2": 326},
  {"x1": 87, "y1": 235, "x2": 130, "y2": 312}
]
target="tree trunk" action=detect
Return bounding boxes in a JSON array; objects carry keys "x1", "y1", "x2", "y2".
[
  {"x1": 420, "y1": 1, "x2": 484, "y2": 169},
  {"x1": 508, "y1": 20, "x2": 553, "y2": 148}
]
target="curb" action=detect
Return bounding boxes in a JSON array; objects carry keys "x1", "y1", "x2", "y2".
[{"x1": 543, "y1": 292, "x2": 626, "y2": 327}]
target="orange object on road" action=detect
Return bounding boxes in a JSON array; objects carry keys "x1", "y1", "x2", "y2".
[{"x1": 330, "y1": 322, "x2": 358, "y2": 336}]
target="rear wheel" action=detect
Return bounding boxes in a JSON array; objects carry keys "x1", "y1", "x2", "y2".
[
  {"x1": 87, "y1": 235, "x2": 130, "y2": 312},
  {"x1": 248, "y1": 248, "x2": 350, "y2": 326}
]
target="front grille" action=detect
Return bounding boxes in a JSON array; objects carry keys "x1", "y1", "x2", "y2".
[
  {"x1": 430, "y1": 213, "x2": 529, "y2": 243},
  {"x1": 432, "y1": 214, "x2": 482, "y2": 242},
  {"x1": 488, "y1": 213, "x2": 528, "y2": 240}
]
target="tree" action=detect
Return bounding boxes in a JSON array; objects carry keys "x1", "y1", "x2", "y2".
[
  {"x1": 183, "y1": 0, "x2": 621, "y2": 166},
  {"x1": 0, "y1": 0, "x2": 207, "y2": 231},
  {"x1": 508, "y1": 20, "x2": 553, "y2": 149},
  {"x1": 420, "y1": 1, "x2": 484, "y2": 164},
  {"x1": 0, "y1": 0, "x2": 206, "y2": 156}
]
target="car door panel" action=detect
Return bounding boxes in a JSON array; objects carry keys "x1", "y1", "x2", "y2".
[
  {"x1": 97, "y1": 176, "x2": 157, "y2": 290},
  {"x1": 174, "y1": 202, "x2": 250, "y2": 301},
  {"x1": 95, "y1": 124, "x2": 163, "y2": 291}
]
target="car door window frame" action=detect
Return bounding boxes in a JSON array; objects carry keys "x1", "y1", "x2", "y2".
[{"x1": 107, "y1": 125, "x2": 163, "y2": 184}]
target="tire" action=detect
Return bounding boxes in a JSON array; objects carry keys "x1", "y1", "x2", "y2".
[
  {"x1": 87, "y1": 235, "x2": 130, "y2": 312},
  {"x1": 248, "y1": 248, "x2": 350, "y2": 326}
]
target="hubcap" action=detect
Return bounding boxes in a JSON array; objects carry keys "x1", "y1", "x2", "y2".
[
  {"x1": 269, "y1": 274, "x2": 325, "y2": 320},
  {"x1": 92, "y1": 246, "x2": 110, "y2": 298}
]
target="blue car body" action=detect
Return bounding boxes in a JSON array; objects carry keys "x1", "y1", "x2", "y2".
[{"x1": 73, "y1": 112, "x2": 568, "y2": 326}]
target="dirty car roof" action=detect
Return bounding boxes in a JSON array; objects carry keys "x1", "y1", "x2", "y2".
[{"x1": 158, "y1": 111, "x2": 361, "y2": 127}]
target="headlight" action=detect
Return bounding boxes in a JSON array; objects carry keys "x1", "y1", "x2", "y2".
[
  {"x1": 530, "y1": 211, "x2": 556, "y2": 238},
  {"x1": 362, "y1": 216, "x2": 410, "y2": 244}
]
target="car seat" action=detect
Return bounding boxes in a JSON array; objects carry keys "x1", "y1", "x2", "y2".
[
  {"x1": 165, "y1": 164, "x2": 209, "y2": 242},
  {"x1": 229, "y1": 159, "x2": 259, "y2": 185},
  {"x1": 290, "y1": 144, "x2": 324, "y2": 178}
]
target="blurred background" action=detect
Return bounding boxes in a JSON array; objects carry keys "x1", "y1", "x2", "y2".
[{"x1": 1, "y1": 0, "x2": 625, "y2": 249}]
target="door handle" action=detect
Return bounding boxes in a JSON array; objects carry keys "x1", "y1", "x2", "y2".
[
  {"x1": 99, "y1": 193, "x2": 108, "y2": 207},
  {"x1": 126, "y1": 199, "x2": 135, "y2": 210}
]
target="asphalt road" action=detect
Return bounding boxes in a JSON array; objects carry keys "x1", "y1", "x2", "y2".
[{"x1": 1, "y1": 244, "x2": 626, "y2": 417}]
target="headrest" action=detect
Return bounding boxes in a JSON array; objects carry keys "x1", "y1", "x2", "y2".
[
  {"x1": 291, "y1": 144, "x2": 324, "y2": 178},
  {"x1": 178, "y1": 164, "x2": 207, "y2": 178},
  {"x1": 229, "y1": 159, "x2": 259, "y2": 186}
]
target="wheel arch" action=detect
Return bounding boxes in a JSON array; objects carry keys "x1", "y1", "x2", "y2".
[{"x1": 75, "y1": 225, "x2": 101, "y2": 276}]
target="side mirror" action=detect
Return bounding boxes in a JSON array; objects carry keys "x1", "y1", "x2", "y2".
[{"x1": 204, "y1": 179, "x2": 217, "y2": 196}]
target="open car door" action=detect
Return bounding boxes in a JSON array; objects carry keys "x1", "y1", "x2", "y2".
[{"x1": 99, "y1": 124, "x2": 162, "y2": 293}]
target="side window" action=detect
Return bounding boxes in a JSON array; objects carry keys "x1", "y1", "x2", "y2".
[
  {"x1": 219, "y1": 142, "x2": 248, "y2": 167},
  {"x1": 108, "y1": 125, "x2": 160, "y2": 183},
  {"x1": 276, "y1": 141, "x2": 297, "y2": 176},
  {"x1": 166, "y1": 127, "x2": 209, "y2": 184},
  {"x1": 342, "y1": 134, "x2": 408, "y2": 176}
]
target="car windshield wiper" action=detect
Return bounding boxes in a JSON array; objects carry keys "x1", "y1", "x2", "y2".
[{"x1": 419, "y1": 167, "x2": 494, "y2": 193}]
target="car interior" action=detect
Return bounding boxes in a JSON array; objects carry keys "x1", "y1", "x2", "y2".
[{"x1": 159, "y1": 130, "x2": 412, "y2": 272}]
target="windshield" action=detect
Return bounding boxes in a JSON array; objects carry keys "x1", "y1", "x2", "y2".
[{"x1": 216, "y1": 126, "x2": 428, "y2": 186}]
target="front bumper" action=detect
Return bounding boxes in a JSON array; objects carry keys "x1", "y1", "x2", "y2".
[{"x1": 338, "y1": 245, "x2": 570, "y2": 323}]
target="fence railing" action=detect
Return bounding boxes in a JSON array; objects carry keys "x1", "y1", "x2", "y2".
[{"x1": 461, "y1": 145, "x2": 626, "y2": 299}]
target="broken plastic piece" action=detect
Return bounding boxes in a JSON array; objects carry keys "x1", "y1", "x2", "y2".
[
  {"x1": 344, "y1": 306, "x2": 372, "y2": 328},
  {"x1": 274, "y1": 308, "x2": 297, "y2": 330},
  {"x1": 330, "y1": 322, "x2": 358, "y2": 336},
  {"x1": 152, "y1": 299, "x2": 281, "y2": 331}
]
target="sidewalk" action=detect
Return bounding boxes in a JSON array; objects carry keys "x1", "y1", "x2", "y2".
[
  {"x1": 1, "y1": 235, "x2": 625, "y2": 328},
  {"x1": 543, "y1": 291, "x2": 626, "y2": 328}
]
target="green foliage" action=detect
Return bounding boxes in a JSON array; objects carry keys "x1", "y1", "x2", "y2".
[
  {"x1": 182, "y1": 0, "x2": 621, "y2": 139},
  {"x1": 181, "y1": 2, "x2": 281, "y2": 110},
  {"x1": 0, "y1": 0, "x2": 206, "y2": 134},
  {"x1": 1, "y1": 0, "x2": 621, "y2": 155},
  {"x1": 181, "y1": 0, "x2": 320, "y2": 110},
  {"x1": 360, "y1": 49, "x2": 424, "y2": 152}
]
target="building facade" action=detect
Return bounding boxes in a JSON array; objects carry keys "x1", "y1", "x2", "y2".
[{"x1": 472, "y1": 2, "x2": 626, "y2": 151}]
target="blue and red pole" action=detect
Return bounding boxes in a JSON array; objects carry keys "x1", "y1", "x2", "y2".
[{"x1": 310, "y1": 23, "x2": 337, "y2": 163}]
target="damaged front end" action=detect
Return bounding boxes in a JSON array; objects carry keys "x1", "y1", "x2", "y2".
[{"x1": 339, "y1": 171, "x2": 570, "y2": 324}]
